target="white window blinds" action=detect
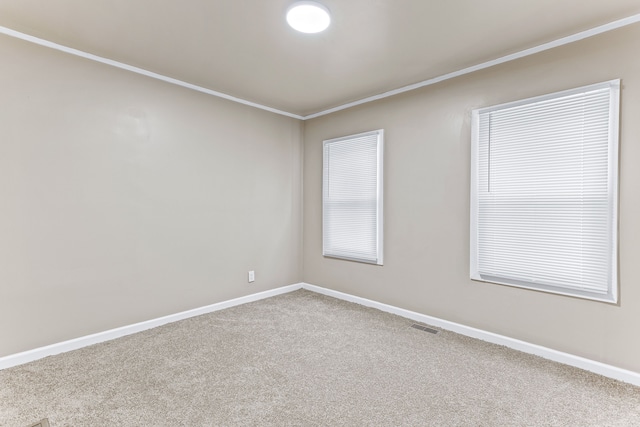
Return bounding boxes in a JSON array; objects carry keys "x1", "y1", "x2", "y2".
[
  {"x1": 323, "y1": 130, "x2": 384, "y2": 265},
  {"x1": 470, "y1": 80, "x2": 619, "y2": 302}
]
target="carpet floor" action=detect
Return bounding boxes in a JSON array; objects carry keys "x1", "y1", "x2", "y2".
[{"x1": 1, "y1": 289, "x2": 639, "y2": 426}]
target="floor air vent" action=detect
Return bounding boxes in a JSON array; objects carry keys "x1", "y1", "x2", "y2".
[{"x1": 411, "y1": 324, "x2": 439, "y2": 334}]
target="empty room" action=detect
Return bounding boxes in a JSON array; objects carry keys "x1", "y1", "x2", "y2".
[{"x1": 1, "y1": 1, "x2": 640, "y2": 426}]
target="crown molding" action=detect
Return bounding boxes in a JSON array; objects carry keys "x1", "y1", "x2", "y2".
[
  {"x1": 1, "y1": 13, "x2": 639, "y2": 121},
  {"x1": 304, "y1": 13, "x2": 640, "y2": 119},
  {"x1": 0, "y1": 26, "x2": 305, "y2": 120}
]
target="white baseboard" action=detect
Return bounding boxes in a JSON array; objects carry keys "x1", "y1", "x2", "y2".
[
  {"x1": 3, "y1": 281, "x2": 639, "y2": 388},
  {"x1": 300, "y1": 283, "x2": 640, "y2": 387},
  {"x1": 0, "y1": 283, "x2": 303, "y2": 370}
]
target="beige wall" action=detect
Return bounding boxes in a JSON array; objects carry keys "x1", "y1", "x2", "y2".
[
  {"x1": 2, "y1": 19, "x2": 639, "y2": 375},
  {"x1": 303, "y1": 24, "x2": 640, "y2": 372},
  {"x1": 0, "y1": 35, "x2": 303, "y2": 357}
]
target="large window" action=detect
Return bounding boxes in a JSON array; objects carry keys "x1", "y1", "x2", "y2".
[
  {"x1": 323, "y1": 130, "x2": 384, "y2": 265},
  {"x1": 470, "y1": 80, "x2": 619, "y2": 302}
]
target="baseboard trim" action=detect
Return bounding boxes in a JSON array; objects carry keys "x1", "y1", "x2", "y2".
[
  {"x1": 300, "y1": 283, "x2": 640, "y2": 387},
  {"x1": 0, "y1": 284, "x2": 303, "y2": 370},
  {"x1": 3, "y1": 282, "x2": 639, "y2": 387}
]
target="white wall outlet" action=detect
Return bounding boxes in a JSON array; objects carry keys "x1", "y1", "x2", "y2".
[{"x1": 248, "y1": 270, "x2": 255, "y2": 283}]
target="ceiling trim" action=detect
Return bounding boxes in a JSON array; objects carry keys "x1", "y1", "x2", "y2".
[
  {"x1": 0, "y1": 25, "x2": 305, "y2": 120},
  {"x1": 305, "y1": 12, "x2": 640, "y2": 120},
  {"x1": 1, "y1": 13, "x2": 639, "y2": 121}
]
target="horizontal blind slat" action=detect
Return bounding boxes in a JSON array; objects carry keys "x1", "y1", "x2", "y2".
[
  {"x1": 472, "y1": 81, "x2": 617, "y2": 301},
  {"x1": 323, "y1": 130, "x2": 383, "y2": 264}
]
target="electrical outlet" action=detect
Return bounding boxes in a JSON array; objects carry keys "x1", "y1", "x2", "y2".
[{"x1": 248, "y1": 270, "x2": 255, "y2": 283}]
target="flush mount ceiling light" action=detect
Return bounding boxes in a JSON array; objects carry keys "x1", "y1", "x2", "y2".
[{"x1": 286, "y1": 1, "x2": 331, "y2": 34}]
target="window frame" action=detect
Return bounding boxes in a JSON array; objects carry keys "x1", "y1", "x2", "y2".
[
  {"x1": 322, "y1": 129, "x2": 384, "y2": 265},
  {"x1": 470, "y1": 80, "x2": 620, "y2": 303}
]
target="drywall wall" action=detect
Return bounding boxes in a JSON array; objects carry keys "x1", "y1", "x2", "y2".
[
  {"x1": 0, "y1": 34, "x2": 303, "y2": 357},
  {"x1": 303, "y1": 23, "x2": 640, "y2": 372}
]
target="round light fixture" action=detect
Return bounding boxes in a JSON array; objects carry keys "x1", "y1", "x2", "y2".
[{"x1": 286, "y1": 1, "x2": 331, "y2": 34}]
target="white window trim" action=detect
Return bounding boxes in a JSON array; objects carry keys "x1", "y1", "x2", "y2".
[
  {"x1": 470, "y1": 80, "x2": 620, "y2": 303},
  {"x1": 322, "y1": 129, "x2": 384, "y2": 265}
]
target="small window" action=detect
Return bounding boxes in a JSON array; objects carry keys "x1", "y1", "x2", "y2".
[
  {"x1": 470, "y1": 80, "x2": 619, "y2": 302},
  {"x1": 323, "y1": 130, "x2": 384, "y2": 265}
]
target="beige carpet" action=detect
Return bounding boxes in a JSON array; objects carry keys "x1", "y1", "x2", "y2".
[{"x1": 1, "y1": 290, "x2": 639, "y2": 426}]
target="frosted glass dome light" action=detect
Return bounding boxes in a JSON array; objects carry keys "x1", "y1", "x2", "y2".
[{"x1": 286, "y1": 1, "x2": 331, "y2": 34}]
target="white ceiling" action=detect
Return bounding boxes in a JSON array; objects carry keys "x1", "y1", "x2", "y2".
[{"x1": 0, "y1": 0, "x2": 639, "y2": 117}]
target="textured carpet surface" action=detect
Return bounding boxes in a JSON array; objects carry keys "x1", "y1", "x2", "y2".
[{"x1": 1, "y1": 289, "x2": 639, "y2": 426}]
